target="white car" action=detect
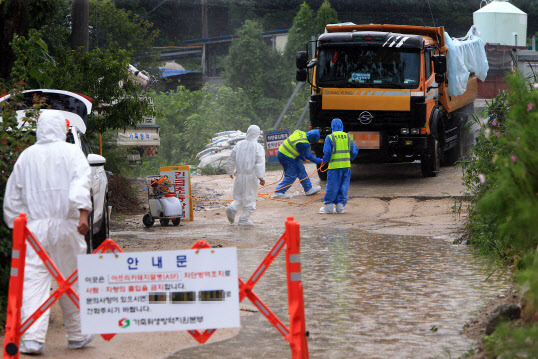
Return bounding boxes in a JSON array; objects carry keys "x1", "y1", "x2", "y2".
[{"x1": 0, "y1": 89, "x2": 109, "y2": 252}]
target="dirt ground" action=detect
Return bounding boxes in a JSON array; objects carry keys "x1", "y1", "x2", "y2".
[{"x1": 2, "y1": 163, "x2": 515, "y2": 358}]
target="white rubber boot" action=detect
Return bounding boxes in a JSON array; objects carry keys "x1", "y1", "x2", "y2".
[
  {"x1": 20, "y1": 340, "x2": 44, "y2": 354},
  {"x1": 335, "y1": 203, "x2": 346, "y2": 214},
  {"x1": 68, "y1": 334, "x2": 95, "y2": 350},
  {"x1": 319, "y1": 204, "x2": 335, "y2": 214},
  {"x1": 272, "y1": 192, "x2": 291, "y2": 199},
  {"x1": 225, "y1": 207, "x2": 236, "y2": 224},
  {"x1": 305, "y1": 185, "x2": 321, "y2": 196}
]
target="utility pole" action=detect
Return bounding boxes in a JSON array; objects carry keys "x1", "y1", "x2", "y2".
[
  {"x1": 201, "y1": 0, "x2": 208, "y2": 76},
  {"x1": 71, "y1": 0, "x2": 89, "y2": 51},
  {"x1": 202, "y1": 0, "x2": 208, "y2": 39}
]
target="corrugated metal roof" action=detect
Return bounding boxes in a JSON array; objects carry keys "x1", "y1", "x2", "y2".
[{"x1": 160, "y1": 68, "x2": 200, "y2": 77}]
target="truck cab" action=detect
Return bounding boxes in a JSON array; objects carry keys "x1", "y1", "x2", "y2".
[{"x1": 297, "y1": 24, "x2": 479, "y2": 178}]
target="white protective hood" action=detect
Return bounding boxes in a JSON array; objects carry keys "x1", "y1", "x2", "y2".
[{"x1": 36, "y1": 112, "x2": 67, "y2": 144}]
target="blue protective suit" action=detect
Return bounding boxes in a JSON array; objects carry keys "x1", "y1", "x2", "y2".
[
  {"x1": 275, "y1": 130, "x2": 322, "y2": 194},
  {"x1": 321, "y1": 119, "x2": 358, "y2": 205}
]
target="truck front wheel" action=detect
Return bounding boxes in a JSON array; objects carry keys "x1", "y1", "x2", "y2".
[{"x1": 421, "y1": 136, "x2": 440, "y2": 177}]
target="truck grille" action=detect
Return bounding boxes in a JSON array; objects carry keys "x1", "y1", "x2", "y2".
[{"x1": 316, "y1": 111, "x2": 412, "y2": 129}]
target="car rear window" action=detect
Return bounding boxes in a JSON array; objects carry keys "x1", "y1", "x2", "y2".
[{"x1": 3, "y1": 92, "x2": 88, "y2": 122}]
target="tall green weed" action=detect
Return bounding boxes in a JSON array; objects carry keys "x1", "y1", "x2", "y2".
[
  {"x1": 461, "y1": 90, "x2": 511, "y2": 258},
  {"x1": 463, "y1": 75, "x2": 537, "y2": 261},
  {"x1": 478, "y1": 76, "x2": 538, "y2": 256},
  {"x1": 462, "y1": 73, "x2": 538, "y2": 356}
]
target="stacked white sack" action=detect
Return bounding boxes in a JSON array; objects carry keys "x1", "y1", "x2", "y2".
[{"x1": 196, "y1": 131, "x2": 263, "y2": 169}]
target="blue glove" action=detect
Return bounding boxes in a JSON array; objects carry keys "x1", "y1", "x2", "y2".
[
  {"x1": 315, "y1": 157, "x2": 323, "y2": 165},
  {"x1": 299, "y1": 156, "x2": 306, "y2": 162}
]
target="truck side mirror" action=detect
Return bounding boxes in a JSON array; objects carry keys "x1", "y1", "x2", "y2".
[
  {"x1": 296, "y1": 69, "x2": 308, "y2": 82},
  {"x1": 432, "y1": 54, "x2": 447, "y2": 74},
  {"x1": 296, "y1": 51, "x2": 308, "y2": 69}
]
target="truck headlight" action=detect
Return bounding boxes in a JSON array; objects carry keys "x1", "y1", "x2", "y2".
[
  {"x1": 411, "y1": 128, "x2": 420, "y2": 135},
  {"x1": 401, "y1": 128, "x2": 409, "y2": 135}
]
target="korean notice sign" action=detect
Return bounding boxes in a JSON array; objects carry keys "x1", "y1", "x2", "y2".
[
  {"x1": 264, "y1": 130, "x2": 289, "y2": 163},
  {"x1": 78, "y1": 248, "x2": 240, "y2": 334},
  {"x1": 160, "y1": 166, "x2": 193, "y2": 221}
]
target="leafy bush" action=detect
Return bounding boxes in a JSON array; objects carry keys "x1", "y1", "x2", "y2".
[
  {"x1": 462, "y1": 75, "x2": 537, "y2": 260},
  {"x1": 484, "y1": 322, "x2": 538, "y2": 358},
  {"x1": 0, "y1": 83, "x2": 41, "y2": 321},
  {"x1": 478, "y1": 76, "x2": 538, "y2": 256},
  {"x1": 197, "y1": 166, "x2": 227, "y2": 176},
  {"x1": 461, "y1": 90, "x2": 511, "y2": 258},
  {"x1": 462, "y1": 73, "x2": 538, "y2": 356},
  {"x1": 10, "y1": 28, "x2": 154, "y2": 134},
  {"x1": 148, "y1": 85, "x2": 257, "y2": 166},
  {"x1": 518, "y1": 250, "x2": 538, "y2": 320}
]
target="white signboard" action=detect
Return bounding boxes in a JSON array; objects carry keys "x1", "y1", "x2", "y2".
[
  {"x1": 78, "y1": 248, "x2": 240, "y2": 334},
  {"x1": 117, "y1": 128, "x2": 160, "y2": 147}
]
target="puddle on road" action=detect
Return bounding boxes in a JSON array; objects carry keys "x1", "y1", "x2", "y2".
[{"x1": 171, "y1": 229, "x2": 508, "y2": 359}]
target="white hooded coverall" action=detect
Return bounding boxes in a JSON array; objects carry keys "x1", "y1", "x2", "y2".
[
  {"x1": 3, "y1": 112, "x2": 92, "y2": 343},
  {"x1": 226, "y1": 125, "x2": 265, "y2": 224}
]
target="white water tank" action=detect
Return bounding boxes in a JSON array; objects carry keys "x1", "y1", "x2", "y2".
[{"x1": 473, "y1": 0, "x2": 527, "y2": 46}]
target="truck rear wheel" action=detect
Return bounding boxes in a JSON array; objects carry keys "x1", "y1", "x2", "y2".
[{"x1": 421, "y1": 136, "x2": 440, "y2": 177}]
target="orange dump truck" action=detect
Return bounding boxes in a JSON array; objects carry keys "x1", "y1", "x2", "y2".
[{"x1": 296, "y1": 24, "x2": 484, "y2": 178}]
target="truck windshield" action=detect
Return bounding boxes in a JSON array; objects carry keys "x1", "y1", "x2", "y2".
[{"x1": 317, "y1": 46, "x2": 420, "y2": 88}]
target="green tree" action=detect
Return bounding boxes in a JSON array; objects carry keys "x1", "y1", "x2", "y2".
[
  {"x1": 223, "y1": 20, "x2": 288, "y2": 128},
  {"x1": 279, "y1": 3, "x2": 318, "y2": 131},
  {"x1": 315, "y1": 0, "x2": 339, "y2": 35},
  {"x1": 147, "y1": 85, "x2": 257, "y2": 168},
  {"x1": 89, "y1": 0, "x2": 159, "y2": 70},
  {"x1": 10, "y1": 29, "x2": 154, "y2": 134},
  {"x1": 224, "y1": 20, "x2": 267, "y2": 97},
  {"x1": 283, "y1": 2, "x2": 315, "y2": 68},
  {"x1": 0, "y1": 0, "x2": 68, "y2": 79}
]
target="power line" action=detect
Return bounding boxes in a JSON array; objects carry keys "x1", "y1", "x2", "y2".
[
  {"x1": 142, "y1": 0, "x2": 170, "y2": 18},
  {"x1": 426, "y1": 0, "x2": 436, "y2": 28}
]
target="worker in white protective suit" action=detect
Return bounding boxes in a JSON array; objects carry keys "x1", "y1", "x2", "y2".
[
  {"x1": 3, "y1": 112, "x2": 94, "y2": 354},
  {"x1": 225, "y1": 125, "x2": 266, "y2": 226}
]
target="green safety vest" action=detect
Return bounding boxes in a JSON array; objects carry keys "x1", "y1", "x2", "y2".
[
  {"x1": 278, "y1": 130, "x2": 309, "y2": 159},
  {"x1": 328, "y1": 131, "x2": 351, "y2": 169}
]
